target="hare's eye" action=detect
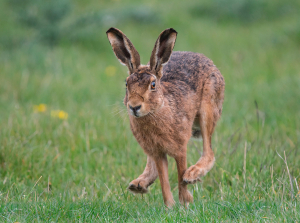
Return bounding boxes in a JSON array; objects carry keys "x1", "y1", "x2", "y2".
[
  {"x1": 125, "y1": 81, "x2": 127, "y2": 87},
  {"x1": 151, "y1": 81, "x2": 156, "y2": 90}
]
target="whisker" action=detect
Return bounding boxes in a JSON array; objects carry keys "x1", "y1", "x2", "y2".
[
  {"x1": 121, "y1": 112, "x2": 129, "y2": 125},
  {"x1": 112, "y1": 110, "x2": 125, "y2": 117},
  {"x1": 112, "y1": 108, "x2": 127, "y2": 116}
]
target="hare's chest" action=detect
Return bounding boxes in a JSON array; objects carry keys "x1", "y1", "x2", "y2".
[
  {"x1": 131, "y1": 125, "x2": 163, "y2": 152},
  {"x1": 130, "y1": 121, "x2": 186, "y2": 157}
]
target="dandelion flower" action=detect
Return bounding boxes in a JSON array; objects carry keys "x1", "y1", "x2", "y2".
[
  {"x1": 51, "y1": 110, "x2": 68, "y2": 120},
  {"x1": 58, "y1": 111, "x2": 68, "y2": 119},
  {"x1": 33, "y1": 104, "x2": 47, "y2": 113}
]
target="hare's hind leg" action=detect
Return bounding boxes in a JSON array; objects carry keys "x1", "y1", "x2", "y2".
[
  {"x1": 183, "y1": 72, "x2": 224, "y2": 184},
  {"x1": 183, "y1": 101, "x2": 217, "y2": 184},
  {"x1": 128, "y1": 156, "x2": 158, "y2": 194}
]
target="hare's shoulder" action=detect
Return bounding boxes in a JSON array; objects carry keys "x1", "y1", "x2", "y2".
[{"x1": 161, "y1": 51, "x2": 216, "y2": 91}]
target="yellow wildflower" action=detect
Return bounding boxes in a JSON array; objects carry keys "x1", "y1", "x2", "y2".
[
  {"x1": 51, "y1": 110, "x2": 68, "y2": 120},
  {"x1": 33, "y1": 104, "x2": 47, "y2": 113},
  {"x1": 105, "y1": 66, "x2": 116, "y2": 77}
]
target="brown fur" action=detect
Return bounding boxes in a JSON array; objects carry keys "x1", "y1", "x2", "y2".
[{"x1": 106, "y1": 28, "x2": 225, "y2": 207}]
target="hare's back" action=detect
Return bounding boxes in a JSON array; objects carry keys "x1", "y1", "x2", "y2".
[{"x1": 161, "y1": 51, "x2": 218, "y2": 92}]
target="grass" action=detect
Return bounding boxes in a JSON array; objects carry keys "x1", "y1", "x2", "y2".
[{"x1": 0, "y1": 0, "x2": 300, "y2": 221}]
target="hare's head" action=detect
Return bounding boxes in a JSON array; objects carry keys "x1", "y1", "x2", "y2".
[{"x1": 106, "y1": 27, "x2": 177, "y2": 118}]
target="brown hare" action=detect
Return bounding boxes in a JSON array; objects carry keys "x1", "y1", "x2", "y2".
[{"x1": 106, "y1": 27, "x2": 225, "y2": 207}]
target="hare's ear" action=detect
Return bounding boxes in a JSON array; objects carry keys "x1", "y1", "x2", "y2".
[
  {"x1": 106, "y1": 27, "x2": 140, "y2": 74},
  {"x1": 150, "y1": 28, "x2": 177, "y2": 77}
]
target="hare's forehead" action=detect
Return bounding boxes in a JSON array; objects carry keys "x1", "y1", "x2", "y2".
[{"x1": 127, "y1": 73, "x2": 153, "y2": 86}]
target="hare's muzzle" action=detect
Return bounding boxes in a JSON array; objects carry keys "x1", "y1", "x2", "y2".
[{"x1": 129, "y1": 105, "x2": 142, "y2": 117}]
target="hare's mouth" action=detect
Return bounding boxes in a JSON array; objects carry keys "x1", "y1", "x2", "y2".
[
  {"x1": 131, "y1": 113, "x2": 141, "y2": 118},
  {"x1": 129, "y1": 111, "x2": 149, "y2": 118},
  {"x1": 129, "y1": 110, "x2": 151, "y2": 118}
]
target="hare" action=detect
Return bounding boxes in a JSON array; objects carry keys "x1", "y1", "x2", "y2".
[{"x1": 106, "y1": 27, "x2": 225, "y2": 207}]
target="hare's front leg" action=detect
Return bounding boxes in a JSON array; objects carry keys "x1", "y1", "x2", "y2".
[
  {"x1": 175, "y1": 154, "x2": 193, "y2": 206},
  {"x1": 155, "y1": 154, "x2": 175, "y2": 208},
  {"x1": 128, "y1": 156, "x2": 158, "y2": 194}
]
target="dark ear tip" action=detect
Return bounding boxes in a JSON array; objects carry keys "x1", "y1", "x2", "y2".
[
  {"x1": 106, "y1": 27, "x2": 119, "y2": 34},
  {"x1": 159, "y1": 28, "x2": 177, "y2": 42},
  {"x1": 168, "y1": 28, "x2": 177, "y2": 34}
]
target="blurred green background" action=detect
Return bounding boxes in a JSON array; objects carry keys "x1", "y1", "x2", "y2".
[{"x1": 0, "y1": 0, "x2": 300, "y2": 221}]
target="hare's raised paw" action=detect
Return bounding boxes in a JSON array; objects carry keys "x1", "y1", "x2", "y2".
[
  {"x1": 127, "y1": 179, "x2": 150, "y2": 194},
  {"x1": 182, "y1": 165, "x2": 205, "y2": 184}
]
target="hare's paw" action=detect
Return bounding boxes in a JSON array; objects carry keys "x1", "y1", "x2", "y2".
[
  {"x1": 127, "y1": 179, "x2": 150, "y2": 194},
  {"x1": 183, "y1": 165, "x2": 206, "y2": 184},
  {"x1": 179, "y1": 189, "x2": 193, "y2": 207}
]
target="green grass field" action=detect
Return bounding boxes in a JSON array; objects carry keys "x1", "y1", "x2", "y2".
[{"x1": 1, "y1": 0, "x2": 300, "y2": 221}]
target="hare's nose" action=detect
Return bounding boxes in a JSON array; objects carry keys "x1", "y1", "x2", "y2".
[{"x1": 129, "y1": 105, "x2": 141, "y2": 116}]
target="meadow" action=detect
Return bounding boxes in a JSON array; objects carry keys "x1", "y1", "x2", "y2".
[{"x1": 0, "y1": 0, "x2": 300, "y2": 221}]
